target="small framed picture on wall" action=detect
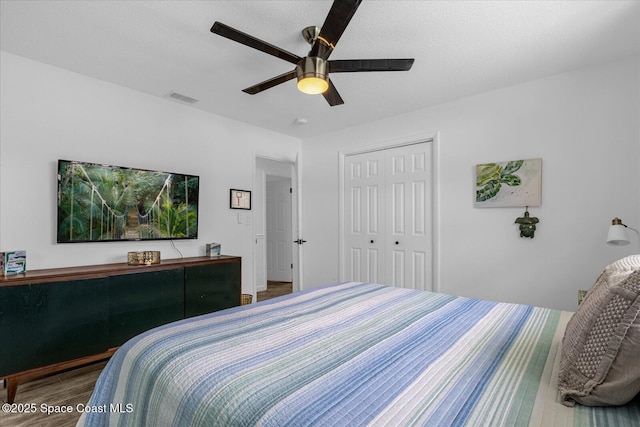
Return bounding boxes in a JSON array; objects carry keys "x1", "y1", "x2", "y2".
[{"x1": 230, "y1": 189, "x2": 251, "y2": 210}]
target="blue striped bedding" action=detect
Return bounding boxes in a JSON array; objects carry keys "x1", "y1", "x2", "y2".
[{"x1": 79, "y1": 282, "x2": 640, "y2": 426}]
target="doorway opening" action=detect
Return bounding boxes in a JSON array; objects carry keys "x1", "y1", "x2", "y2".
[{"x1": 254, "y1": 157, "x2": 300, "y2": 302}]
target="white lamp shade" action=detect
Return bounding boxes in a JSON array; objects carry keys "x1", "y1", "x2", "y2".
[{"x1": 606, "y1": 224, "x2": 630, "y2": 246}]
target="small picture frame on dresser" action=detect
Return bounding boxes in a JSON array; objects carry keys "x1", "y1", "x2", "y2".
[
  {"x1": 1, "y1": 250, "x2": 27, "y2": 275},
  {"x1": 206, "y1": 243, "x2": 221, "y2": 257}
]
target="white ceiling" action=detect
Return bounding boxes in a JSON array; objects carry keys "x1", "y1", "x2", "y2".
[{"x1": 1, "y1": 1, "x2": 638, "y2": 139}]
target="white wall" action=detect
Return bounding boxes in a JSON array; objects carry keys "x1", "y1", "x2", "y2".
[
  {"x1": 0, "y1": 51, "x2": 301, "y2": 296},
  {"x1": 302, "y1": 57, "x2": 640, "y2": 311},
  {"x1": 2, "y1": 51, "x2": 638, "y2": 311}
]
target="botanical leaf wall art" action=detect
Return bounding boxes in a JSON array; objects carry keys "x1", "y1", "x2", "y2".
[{"x1": 475, "y1": 158, "x2": 541, "y2": 207}]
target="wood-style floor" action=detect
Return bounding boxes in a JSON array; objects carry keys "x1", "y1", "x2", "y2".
[
  {"x1": 257, "y1": 280, "x2": 293, "y2": 302},
  {"x1": 0, "y1": 361, "x2": 107, "y2": 427},
  {"x1": 1, "y1": 281, "x2": 292, "y2": 427}
]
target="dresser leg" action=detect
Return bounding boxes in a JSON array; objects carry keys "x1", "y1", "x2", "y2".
[{"x1": 6, "y1": 378, "x2": 17, "y2": 404}]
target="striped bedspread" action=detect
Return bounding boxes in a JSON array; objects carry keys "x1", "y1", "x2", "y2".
[{"x1": 79, "y1": 282, "x2": 640, "y2": 426}]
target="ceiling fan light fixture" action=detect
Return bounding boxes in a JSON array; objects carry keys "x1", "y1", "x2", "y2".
[
  {"x1": 297, "y1": 77, "x2": 329, "y2": 95},
  {"x1": 296, "y1": 57, "x2": 328, "y2": 95}
]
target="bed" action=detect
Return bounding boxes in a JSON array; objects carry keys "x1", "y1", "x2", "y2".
[{"x1": 78, "y1": 281, "x2": 640, "y2": 426}]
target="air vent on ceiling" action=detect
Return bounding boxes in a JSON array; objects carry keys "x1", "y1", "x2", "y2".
[{"x1": 167, "y1": 91, "x2": 198, "y2": 104}]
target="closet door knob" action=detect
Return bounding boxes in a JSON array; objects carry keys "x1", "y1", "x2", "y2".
[
  {"x1": 370, "y1": 240, "x2": 374, "y2": 244},
  {"x1": 395, "y1": 241, "x2": 399, "y2": 245}
]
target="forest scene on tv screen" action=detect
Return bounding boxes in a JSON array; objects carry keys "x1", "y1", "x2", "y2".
[{"x1": 57, "y1": 160, "x2": 199, "y2": 243}]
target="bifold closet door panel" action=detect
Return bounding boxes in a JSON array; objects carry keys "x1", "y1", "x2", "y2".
[
  {"x1": 386, "y1": 144, "x2": 432, "y2": 291},
  {"x1": 344, "y1": 150, "x2": 387, "y2": 284}
]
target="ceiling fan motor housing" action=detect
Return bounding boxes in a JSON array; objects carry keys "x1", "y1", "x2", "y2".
[{"x1": 296, "y1": 56, "x2": 329, "y2": 94}]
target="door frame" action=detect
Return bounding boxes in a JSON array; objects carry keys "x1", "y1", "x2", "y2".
[
  {"x1": 338, "y1": 134, "x2": 440, "y2": 292},
  {"x1": 253, "y1": 154, "x2": 302, "y2": 300}
]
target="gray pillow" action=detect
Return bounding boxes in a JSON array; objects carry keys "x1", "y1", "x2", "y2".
[{"x1": 558, "y1": 255, "x2": 640, "y2": 406}]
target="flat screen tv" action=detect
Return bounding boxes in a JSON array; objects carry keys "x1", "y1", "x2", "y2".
[{"x1": 57, "y1": 160, "x2": 199, "y2": 243}]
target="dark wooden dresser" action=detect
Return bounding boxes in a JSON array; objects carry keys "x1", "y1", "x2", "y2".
[{"x1": 0, "y1": 255, "x2": 241, "y2": 403}]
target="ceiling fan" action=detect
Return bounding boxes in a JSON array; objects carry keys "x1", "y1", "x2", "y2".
[{"x1": 210, "y1": 0, "x2": 414, "y2": 106}]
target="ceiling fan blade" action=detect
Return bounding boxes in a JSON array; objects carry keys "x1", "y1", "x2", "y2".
[
  {"x1": 329, "y1": 58, "x2": 415, "y2": 73},
  {"x1": 211, "y1": 22, "x2": 301, "y2": 65},
  {"x1": 242, "y1": 69, "x2": 298, "y2": 95},
  {"x1": 322, "y1": 79, "x2": 344, "y2": 106},
  {"x1": 310, "y1": 0, "x2": 362, "y2": 59}
]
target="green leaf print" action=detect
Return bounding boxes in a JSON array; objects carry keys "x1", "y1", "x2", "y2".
[
  {"x1": 501, "y1": 174, "x2": 521, "y2": 186},
  {"x1": 501, "y1": 160, "x2": 523, "y2": 176},
  {"x1": 476, "y1": 180, "x2": 502, "y2": 202},
  {"x1": 476, "y1": 164, "x2": 502, "y2": 186},
  {"x1": 476, "y1": 159, "x2": 526, "y2": 202}
]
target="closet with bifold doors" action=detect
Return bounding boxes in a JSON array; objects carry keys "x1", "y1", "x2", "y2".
[{"x1": 343, "y1": 142, "x2": 433, "y2": 291}]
